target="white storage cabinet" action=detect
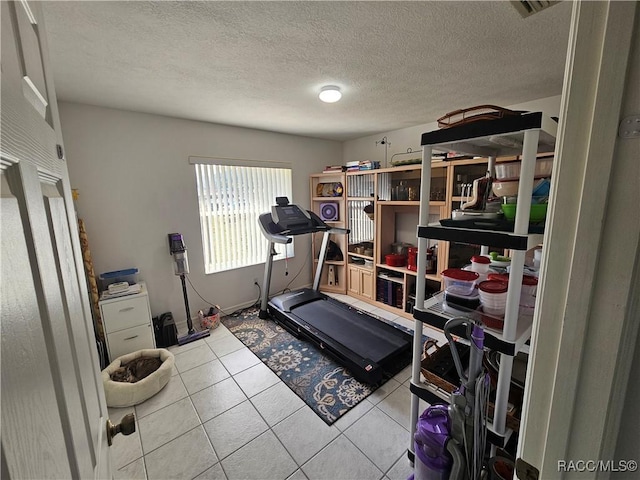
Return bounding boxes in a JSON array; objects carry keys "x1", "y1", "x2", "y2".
[{"x1": 99, "y1": 282, "x2": 156, "y2": 361}]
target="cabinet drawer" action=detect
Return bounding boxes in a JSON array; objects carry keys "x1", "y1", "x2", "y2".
[
  {"x1": 101, "y1": 296, "x2": 150, "y2": 333},
  {"x1": 107, "y1": 323, "x2": 155, "y2": 360}
]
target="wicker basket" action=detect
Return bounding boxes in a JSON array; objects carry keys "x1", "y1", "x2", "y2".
[
  {"x1": 420, "y1": 339, "x2": 521, "y2": 431},
  {"x1": 420, "y1": 340, "x2": 467, "y2": 393}
]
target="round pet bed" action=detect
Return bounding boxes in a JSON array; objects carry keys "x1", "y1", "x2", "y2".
[{"x1": 102, "y1": 348, "x2": 174, "y2": 408}]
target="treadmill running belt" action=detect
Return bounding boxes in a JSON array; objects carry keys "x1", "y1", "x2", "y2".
[{"x1": 293, "y1": 300, "x2": 409, "y2": 363}]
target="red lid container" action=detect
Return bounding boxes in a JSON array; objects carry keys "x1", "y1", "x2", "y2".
[
  {"x1": 478, "y1": 280, "x2": 508, "y2": 294},
  {"x1": 471, "y1": 255, "x2": 491, "y2": 265},
  {"x1": 441, "y1": 269, "x2": 479, "y2": 281},
  {"x1": 488, "y1": 273, "x2": 538, "y2": 286}
]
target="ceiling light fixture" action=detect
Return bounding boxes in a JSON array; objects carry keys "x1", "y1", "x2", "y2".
[{"x1": 319, "y1": 86, "x2": 342, "y2": 103}]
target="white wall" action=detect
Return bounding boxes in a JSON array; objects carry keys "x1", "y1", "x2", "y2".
[
  {"x1": 59, "y1": 102, "x2": 341, "y2": 332},
  {"x1": 59, "y1": 95, "x2": 560, "y2": 335},
  {"x1": 341, "y1": 94, "x2": 563, "y2": 267},
  {"x1": 342, "y1": 95, "x2": 562, "y2": 165}
]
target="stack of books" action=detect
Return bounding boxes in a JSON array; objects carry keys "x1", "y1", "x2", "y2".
[
  {"x1": 323, "y1": 165, "x2": 346, "y2": 173},
  {"x1": 345, "y1": 160, "x2": 381, "y2": 172},
  {"x1": 376, "y1": 277, "x2": 404, "y2": 308}
]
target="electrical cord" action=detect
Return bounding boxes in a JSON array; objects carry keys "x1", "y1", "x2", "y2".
[
  {"x1": 184, "y1": 274, "x2": 218, "y2": 309},
  {"x1": 252, "y1": 281, "x2": 262, "y2": 307},
  {"x1": 185, "y1": 271, "x2": 263, "y2": 317},
  {"x1": 282, "y1": 243, "x2": 312, "y2": 293},
  {"x1": 184, "y1": 242, "x2": 311, "y2": 316}
]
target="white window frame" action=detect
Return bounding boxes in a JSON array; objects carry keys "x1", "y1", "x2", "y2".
[{"x1": 190, "y1": 156, "x2": 293, "y2": 274}]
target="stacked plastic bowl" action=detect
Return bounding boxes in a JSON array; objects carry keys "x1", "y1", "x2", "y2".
[
  {"x1": 478, "y1": 281, "x2": 508, "y2": 316},
  {"x1": 488, "y1": 273, "x2": 538, "y2": 309}
]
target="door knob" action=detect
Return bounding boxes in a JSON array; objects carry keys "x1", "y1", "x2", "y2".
[{"x1": 106, "y1": 413, "x2": 136, "y2": 446}]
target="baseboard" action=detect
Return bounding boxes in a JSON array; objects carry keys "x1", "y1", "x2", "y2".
[{"x1": 174, "y1": 283, "x2": 313, "y2": 335}]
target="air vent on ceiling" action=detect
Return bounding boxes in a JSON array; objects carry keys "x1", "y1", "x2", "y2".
[{"x1": 511, "y1": 0, "x2": 559, "y2": 18}]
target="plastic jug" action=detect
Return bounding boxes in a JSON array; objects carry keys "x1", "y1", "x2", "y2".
[{"x1": 414, "y1": 405, "x2": 453, "y2": 480}]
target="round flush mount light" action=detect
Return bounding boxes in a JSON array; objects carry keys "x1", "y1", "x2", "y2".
[{"x1": 318, "y1": 86, "x2": 342, "y2": 103}]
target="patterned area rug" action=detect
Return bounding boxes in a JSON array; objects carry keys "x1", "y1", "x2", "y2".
[{"x1": 222, "y1": 307, "x2": 414, "y2": 425}]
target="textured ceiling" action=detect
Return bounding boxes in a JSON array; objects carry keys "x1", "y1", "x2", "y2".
[{"x1": 41, "y1": 1, "x2": 572, "y2": 141}]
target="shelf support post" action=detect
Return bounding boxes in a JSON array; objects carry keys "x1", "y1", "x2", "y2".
[
  {"x1": 409, "y1": 145, "x2": 434, "y2": 458},
  {"x1": 481, "y1": 156, "x2": 498, "y2": 257}
]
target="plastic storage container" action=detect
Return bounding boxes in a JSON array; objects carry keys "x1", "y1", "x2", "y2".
[
  {"x1": 99, "y1": 268, "x2": 139, "y2": 291},
  {"x1": 488, "y1": 273, "x2": 538, "y2": 309},
  {"x1": 444, "y1": 290, "x2": 481, "y2": 310},
  {"x1": 441, "y1": 269, "x2": 479, "y2": 296},
  {"x1": 488, "y1": 273, "x2": 538, "y2": 296},
  {"x1": 494, "y1": 157, "x2": 553, "y2": 181},
  {"x1": 470, "y1": 255, "x2": 491, "y2": 274},
  {"x1": 501, "y1": 203, "x2": 548, "y2": 222},
  {"x1": 533, "y1": 248, "x2": 543, "y2": 269},
  {"x1": 478, "y1": 280, "x2": 508, "y2": 316}
]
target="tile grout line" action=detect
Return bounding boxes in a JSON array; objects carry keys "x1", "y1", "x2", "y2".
[
  {"x1": 134, "y1": 376, "x2": 190, "y2": 421},
  {"x1": 160, "y1": 321, "x2": 414, "y2": 479},
  {"x1": 129, "y1": 335, "x2": 227, "y2": 478},
  {"x1": 344, "y1": 407, "x2": 401, "y2": 464},
  {"x1": 262, "y1": 406, "x2": 309, "y2": 471},
  {"x1": 224, "y1": 315, "x2": 403, "y2": 476},
  {"x1": 186, "y1": 415, "x2": 226, "y2": 480},
  {"x1": 374, "y1": 395, "x2": 413, "y2": 433},
  {"x1": 198, "y1": 368, "x2": 290, "y2": 464},
  {"x1": 335, "y1": 429, "x2": 388, "y2": 480},
  {"x1": 138, "y1": 405, "x2": 202, "y2": 458}
]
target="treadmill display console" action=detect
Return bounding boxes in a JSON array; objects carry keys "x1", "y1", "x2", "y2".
[{"x1": 272, "y1": 204, "x2": 313, "y2": 232}]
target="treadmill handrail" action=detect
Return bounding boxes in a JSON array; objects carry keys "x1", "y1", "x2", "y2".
[
  {"x1": 258, "y1": 213, "x2": 293, "y2": 244},
  {"x1": 258, "y1": 198, "x2": 349, "y2": 318},
  {"x1": 328, "y1": 227, "x2": 349, "y2": 235}
]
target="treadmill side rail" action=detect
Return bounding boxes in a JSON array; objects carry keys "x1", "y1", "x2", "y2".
[
  {"x1": 269, "y1": 288, "x2": 324, "y2": 313},
  {"x1": 268, "y1": 303, "x2": 385, "y2": 384}
]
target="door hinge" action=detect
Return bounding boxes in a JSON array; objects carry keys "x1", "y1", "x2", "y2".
[
  {"x1": 56, "y1": 144, "x2": 64, "y2": 160},
  {"x1": 516, "y1": 458, "x2": 539, "y2": 480},
  {"x1": 618, "y1": 114, "x2": 640, "y2": 139}
]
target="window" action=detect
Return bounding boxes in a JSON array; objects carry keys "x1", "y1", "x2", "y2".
[
  {"x1": 348, "y1": 200, "x2": 375, "y2": 245},
  {"x1": 191, "y1": 157, "x2": 293, "y2": 274}
]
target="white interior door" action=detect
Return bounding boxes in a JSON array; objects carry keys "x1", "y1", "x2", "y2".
[
  {"x1": 517, "y1": 1, "x2": 639, "y2": 478},
  {"x1": 1, "y1": 1, "x2": 114, "y2": 478}
]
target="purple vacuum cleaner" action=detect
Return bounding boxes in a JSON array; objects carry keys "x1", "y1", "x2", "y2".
[
  {"x1": 412, "y1": 318, "x2": 490, "y2": 480},
  {"x1": 413, "y1": 404, "x2": 454, "y2": 480},
  {"x1": 168, "y1": 233, "x2": 210, "y2": 345}
]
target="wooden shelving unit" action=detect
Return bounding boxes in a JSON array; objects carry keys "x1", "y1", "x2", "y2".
[
  {"x1": 310, "y1": 157, "x2": 532, "y2": 319},
  {"x1": 309, "y1": 173, "x2": 348, "y2": 294}
]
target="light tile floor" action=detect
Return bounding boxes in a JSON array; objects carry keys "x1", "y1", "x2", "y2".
[{"x1": 110, "y1": 295, "x2": 446, "y2": 480}]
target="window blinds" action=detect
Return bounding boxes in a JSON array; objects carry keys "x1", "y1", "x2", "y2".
[
  {"x1": 348, "y1": 200, "x2": 375, "y2": 245},
  {"x1": 192, "y1": 158, "x2": 292, "y2": 274}
]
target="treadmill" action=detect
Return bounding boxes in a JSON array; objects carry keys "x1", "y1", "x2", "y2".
[{"x1": 258, "y1": 197, "x2": 413, "y2": 384}]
